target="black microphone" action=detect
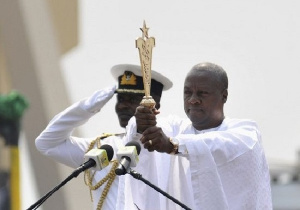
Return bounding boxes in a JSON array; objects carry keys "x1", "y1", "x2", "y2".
[
  {"x1": 27, "y1": 144, "x2": 114, "y2": 210},
  {"x1": 115, "y1": 141, "x2": 141, "y2": 175}
]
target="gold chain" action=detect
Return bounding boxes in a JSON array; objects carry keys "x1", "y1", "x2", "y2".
[
  {"x1": 84, "y1": 134, "x2": 118, "y2": 210},
  {"x1": 84, "y1": 160, "x2": 118, "y2": 210}
]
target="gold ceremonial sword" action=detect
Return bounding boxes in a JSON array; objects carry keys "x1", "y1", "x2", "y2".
[{"x1": 136, "y1": 21, "x2": 156, "y2": 109}]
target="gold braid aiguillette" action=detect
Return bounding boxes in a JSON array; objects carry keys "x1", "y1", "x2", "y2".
[{"x1": 84, "y1": 134, "x2": 118, "y2": 210}]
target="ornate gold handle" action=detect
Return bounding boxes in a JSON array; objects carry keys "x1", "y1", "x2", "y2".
[{"x1": 136, "y1": 21, "x2": 156, "y2": 109}]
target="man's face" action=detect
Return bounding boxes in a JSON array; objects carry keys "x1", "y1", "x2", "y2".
[
  {"x1": 115, "y1": 93, "x2": 144, "y2": 128},
  {"x1": 183, "y1": 70, "x2": 227, "y2": 130}
]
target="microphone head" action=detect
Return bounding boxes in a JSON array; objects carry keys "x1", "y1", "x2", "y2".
[
  {"x1": 125, "y1": 141, "x2": 141, "y2": 155},
  {"x1": 100, "y1": 144, "x2": 114, "y2": 161}
]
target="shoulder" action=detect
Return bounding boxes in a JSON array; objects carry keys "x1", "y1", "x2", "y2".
[{"x1": 221, "y1": 118, "x2": 259, "y2": 130}]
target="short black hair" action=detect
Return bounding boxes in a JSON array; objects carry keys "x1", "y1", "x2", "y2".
[{"x1": 191, "y1": 62, "x2": 228, "y2": 90}]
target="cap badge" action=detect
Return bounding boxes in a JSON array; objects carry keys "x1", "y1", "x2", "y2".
[{"x1": 120, "y1": 71, "x2": 137, "y2": 85}]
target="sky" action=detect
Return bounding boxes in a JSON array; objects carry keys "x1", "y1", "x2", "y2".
[{"x1": 61, "y1": 0, "x2": 300, "y2": 164}]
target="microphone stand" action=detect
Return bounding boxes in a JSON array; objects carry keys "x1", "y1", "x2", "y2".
[
  {"x1": 129, "y1": 169, "x2": 192, "y2": 210},
  {"x1": 27, "y1": 161, "x2": 94, "y2": 210}
]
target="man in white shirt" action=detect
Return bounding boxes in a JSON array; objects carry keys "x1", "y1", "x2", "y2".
[{"x1": 125, "y1": 62, "x2": 273, "y2": 209}]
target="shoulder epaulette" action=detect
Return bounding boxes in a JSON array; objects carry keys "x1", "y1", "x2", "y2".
[
  {"x1": 87, "y1": 133, "x2": 125, "y2": 150},
  {"x1": 98, "y1": 133, "x2": 125, "y2": 140}
]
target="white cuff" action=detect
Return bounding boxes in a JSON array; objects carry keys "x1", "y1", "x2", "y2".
[
  {"x1": 173, "y1": 137, "x2": 189, "y2": 155},
  {"x1": 81, "y1": 85, "x2": 116, "y2": 113}
]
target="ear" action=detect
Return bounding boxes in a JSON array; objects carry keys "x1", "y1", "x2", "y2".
[
  {"x1": 155, "y1": 102, "x2": 161, "y2": 110},
  {"x1": 222, "y1": 89, "x2": 228, "y2": 103},
  {"x1": 152, "y1": 95, "x2": 161, "y2": 110}
]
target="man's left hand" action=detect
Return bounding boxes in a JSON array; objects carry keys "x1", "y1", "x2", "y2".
[{"x1": 140, "y1": 126, "x2": 173, "y2": 153}]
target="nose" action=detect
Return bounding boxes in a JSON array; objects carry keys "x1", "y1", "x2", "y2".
[{"x1": 188, "y1": 93, "x2": 201, "y2": 104}]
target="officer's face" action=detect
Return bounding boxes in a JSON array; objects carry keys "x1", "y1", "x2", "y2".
[{"x1": 115, "y1": 93, "x2": 144, "y2": 128}]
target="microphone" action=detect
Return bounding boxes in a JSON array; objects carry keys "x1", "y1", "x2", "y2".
[
  {"x1": 115, "y1": 141, "x2": 141, "y2": 175},
  {"x1": 83, "y1": 144, "x2": 114, "y2": 170},
  {"x1": 75, "y1": 144, "x2": 114, "y2": 175},
  {"x1": 27, "y1": 144, "x2": 114, "y2": 210}
]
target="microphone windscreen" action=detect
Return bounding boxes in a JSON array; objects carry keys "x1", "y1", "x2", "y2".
[
  {"x1": 100, "y1": 144, "x2": 114, "y2": 161},
  {"x1": 125, "y1": 141, "x2": 141, "y2": 155}
]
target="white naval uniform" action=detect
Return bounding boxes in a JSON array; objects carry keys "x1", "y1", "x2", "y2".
[
  {"x1": 35, "y1": 85, "x2": 169, "y2": 210},
  {"x1": 35, "y1": 85, "x2": 126, "y2": 210}
]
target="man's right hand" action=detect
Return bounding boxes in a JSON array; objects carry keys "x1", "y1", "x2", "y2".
[{"x1": 135, "y1": 106, "x2": 158, "y2": 133}]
